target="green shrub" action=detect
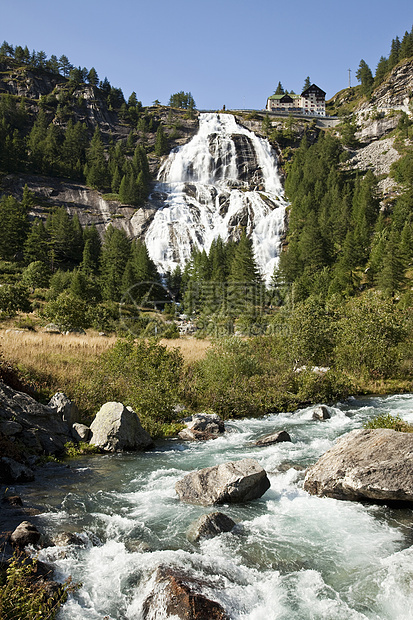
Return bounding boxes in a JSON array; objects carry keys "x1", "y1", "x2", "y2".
[
  {"x1": 0, "y1": 552, "x2": 77, "y2": 620},
  {"x1": 88, "y1": 339, "x2": 184, "y2": 430},
  {"x1": 364, "y1": 413, "x2": 413, "y2": 432}
]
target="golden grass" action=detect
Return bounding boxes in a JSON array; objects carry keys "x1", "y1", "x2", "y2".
[
  {"x1": 0, "y1": 329, "x2": 117, "y2": 397},
  {"x1": 0, "y1": 330, "x2": 210, "y2": 401},
  {"x1": 159, "y1": 337, "x2": 211, "y2": 364}
]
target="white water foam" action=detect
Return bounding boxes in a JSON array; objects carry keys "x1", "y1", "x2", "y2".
[
  {"x1": 144, "y1": 113, "x2": 287, "y2": 283},
  {"x1": 29, "y1": 393, "x2": 413, "y2": 619}
]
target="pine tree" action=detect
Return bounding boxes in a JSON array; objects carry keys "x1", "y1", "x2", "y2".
[
  {"x1": 85, "y1": 128, "x2": 108, "y2": 190},
  {"x1": 154, "y1": 124, "x2": 169, "y2": 156},
  {"x1": 24, "y1": 218, "x2": 49, "y2": 265},
  {"x1": 0, "y1": 195, "x2": 29, "y2": 260},
  {"x1": 100, "y1": 225, "x2": 131, "y2": 300}
]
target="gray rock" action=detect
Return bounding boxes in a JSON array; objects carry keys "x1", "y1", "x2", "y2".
[
  {"x1": 0, "y1": 380, "x2": 72, "y2": 454},
  {"x1": 178, "y1": 412, "x2": 225, "y2": 441},
  {"x1": 48, "y1": 392, "x2": 79, "y2": 426},
  {"x1": 255, "y1": 430, "x2": 292, "y2": 447},
  {"x1": 53, "y1": 532, "x2": 86, "y2": 547},
  {"x1": 0, "y1": 457, "x2": 34, "y2": 483},
  {"x1": 175, "y1": 458, "x2": 270, "y2": 506},
  {"x1": 0, "y1": 420, "x2": 23, "y2": 436},
  {"x1": 304, "y1": 428, "x2": 413, "y2": 504},
  {"x1": 43, "y1": 323, "x2": 61, "y2": 333},
  {"x1": 10, "y1": 521, "x2": 41, "y2": 547},
  {"x1": 187, "y1": 512, "x2": 236, "y2": 543},
  {"x1": 71, "y1": 422, "x2": 91, "y2": 442},
  {"x1": 89, "y1": 402, "x2": 154, "y2": 452},
  {"x1": 312, "y1": 405, "x2": 331, "y2": 421}
]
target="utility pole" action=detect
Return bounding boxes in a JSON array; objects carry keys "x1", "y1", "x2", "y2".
[{"x1": 348, "y1": 68, "x2": 351, "y2": 88}]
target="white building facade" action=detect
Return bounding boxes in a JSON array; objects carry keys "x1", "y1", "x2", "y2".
[{"x1": 266, "y1": 84, "x2": 326, "y2": 116}]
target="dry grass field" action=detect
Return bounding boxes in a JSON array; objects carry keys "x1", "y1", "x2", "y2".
[{"x1": 0, "y1": 329, "x2": 211, "y2": 402}]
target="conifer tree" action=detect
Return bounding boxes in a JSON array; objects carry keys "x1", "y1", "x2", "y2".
[
  {"x1": 24, "y1": 218, "x2": 49, "y2": 265},
  {"x1": 100, "y1": 225, "x2": 131, "y2": 300}
]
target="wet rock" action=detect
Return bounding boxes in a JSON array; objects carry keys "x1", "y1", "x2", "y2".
[
  {"x1": 2, "y1": 495, "x2": 23, "y2": 507},
  {"x1": 52, "y1": 532, "x2": 86, "y2": 547},
  {"x1": 48, "y1": 392, "x2": 79, "y2": 426},
  {"x1": 143, "y1": 565, "x2": 229, "y2": 620},
  {"x1": 178, "y1": 412, "x2": 225, "y2": 441},
  {"x1": 255, "y1": 430, "x2": 291, "y2": 447},
  {"x1": 311, "y1": 405, "x2": 331, "y2": 421},
  {"x1": 71, "y1": 422, "x2": 91, "y2": 442},
  {"x1": 175, "y1": 458, "x2": 270, "y2": 506},
  {"x1": 89, "y1": 402, "x2": 154, "y2": 452},
  {"x1": 304, "y1": 428, "x2": 413, "y2": 504},
  {"x1": 0, "y1": 457, "x2": 34, "y2": 483},
  {"x1": 10, "y1": 521, "x2": 41, "y2": 547},
  {"x1": 187, "y1": 512, "x2": 237, "y2": 543}
]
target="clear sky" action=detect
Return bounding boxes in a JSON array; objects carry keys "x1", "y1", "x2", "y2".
[{"x1": 1, "y1": 0, "x2": 412, "y2": 110}]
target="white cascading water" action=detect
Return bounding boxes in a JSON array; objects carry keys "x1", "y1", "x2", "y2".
[
  {"x1": 144, "y1": 113, "x2": 287, "y2": 283},
  {"x1": 20, "y1": 393, "x2": 413, "y2": 619}
]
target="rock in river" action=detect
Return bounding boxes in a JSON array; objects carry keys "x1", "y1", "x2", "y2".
[
  {"x1": 89, "y1": 402, "x2": 154, "y2": 452},
  {"x1": 186, "y1": 512, "x2": 237, "y2": 543},
  {"x1": 175, "y1": 458, "x2": 270, "y2": 506},
  {"x1": 304, "y1": 428, "x2": 413, "y2": 504}
]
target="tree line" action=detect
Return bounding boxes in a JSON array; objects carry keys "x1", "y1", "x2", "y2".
[{"x1": 356, "y1": 25, "x2": 413, "y2": 96}]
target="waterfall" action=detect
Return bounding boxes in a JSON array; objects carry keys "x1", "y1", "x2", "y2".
[{"x1": 144, "y1": 113, "x2": 287, "y2": 283}]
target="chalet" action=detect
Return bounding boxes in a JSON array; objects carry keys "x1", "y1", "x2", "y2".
[{"x1": 266, "y1": 84, "x2": 326, "y2": 116}]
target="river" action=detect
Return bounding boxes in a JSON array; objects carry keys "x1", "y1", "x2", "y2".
[{"x1": 18, "y1": 393, "x2": 413, "y2": 619}]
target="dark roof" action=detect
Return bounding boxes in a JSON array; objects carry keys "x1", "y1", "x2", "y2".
[{"x1": 301, "y1": 84, "x2": 326, "y2": 97}]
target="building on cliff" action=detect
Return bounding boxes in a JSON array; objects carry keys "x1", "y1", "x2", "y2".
[{"x1": 266, "y1": 84, "x2": 326, "y2": 116}]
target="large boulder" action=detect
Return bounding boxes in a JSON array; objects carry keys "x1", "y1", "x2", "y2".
[
  {"x1": 186, "y1": 512, "x2": 237, "y2": 543},
  {"x1": 48, "y1": 392, "x2": 79, "y2": 426},
  {"x1": 10, "y1": 521, "x2": 41, "y2": 547},
  {"x1": 89, "y1": 402, "x2": 154, "y2": 452},
  {"x1": 71, "y1": 422, "x2": 91, "y2": 442},
  {"x1": 178, "y1": 412, "x2": 225, "y2": 441},
  {"x1": 143, "y1": 565, "x2": 229, "y2": 620},
  {"x1": 0, "y1": 380, "x2": 73, "y2": 454},
  {"x1": 304, "y1": 428, "x2": 413, "y2": 503},
  {"x1": 175, "y1": 458, "x2": 270, "y2": 506}
]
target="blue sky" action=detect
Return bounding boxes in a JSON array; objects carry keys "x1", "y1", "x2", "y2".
[{"x1": 2, "y1": 0, "x2": 412, "y2": 109}]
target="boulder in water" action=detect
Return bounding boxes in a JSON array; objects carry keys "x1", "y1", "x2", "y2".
[
  {"x1": 304, "y1": 428, "x2": 413, "y2": 503},
  {"x1": 186, "y1": 512, "x2": 237, "y2": 543},
  {"x1": 10, "y1": 521, "x2": 41, "y2": 547},
  {"x1": 89, "y1": 402, "x2": 154, "y2": 452},
  {"x1": 311, "y1": 405, "x2": 331, "y2": 421},
  {"x1": 178, "y1": 412, "x2": 225, "y2": 441},
  {"x1": 175, "y1": 458, "x2": 270, "y2": 506},
  {"x1": 143, "y1": 565, "x2": 229, "y2": 620},
  {"x1": 255, "y1": 430, "x2": 291, "y2": 447}
]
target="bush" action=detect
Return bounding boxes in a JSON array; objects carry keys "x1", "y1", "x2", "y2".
[
  {"x1": 364, "y1": 413, "x2": 413, "y2": 432},
  {"x1": 0, "y1": 552, "x2": 77, "y2": 620},
  {"x1": 0, "y1": 282, "x2": 31, "y2": 317},
  {"x1": 41, "y1": 292, "x2": 90, "y2": 331},
  {"x1": 335, "y1": 291, "x2": 407, "y2": 378},
  {"x1": 89, "y1": 339, "x2": 184, "y2": 430}
]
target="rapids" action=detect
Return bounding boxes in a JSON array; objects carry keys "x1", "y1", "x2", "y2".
[
  {"x1": 144, "y1": 113, "x2": 287, "y2": 283},
  {"x1": 15, "y1": 393, "x2": 413, "y2": 619}
]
